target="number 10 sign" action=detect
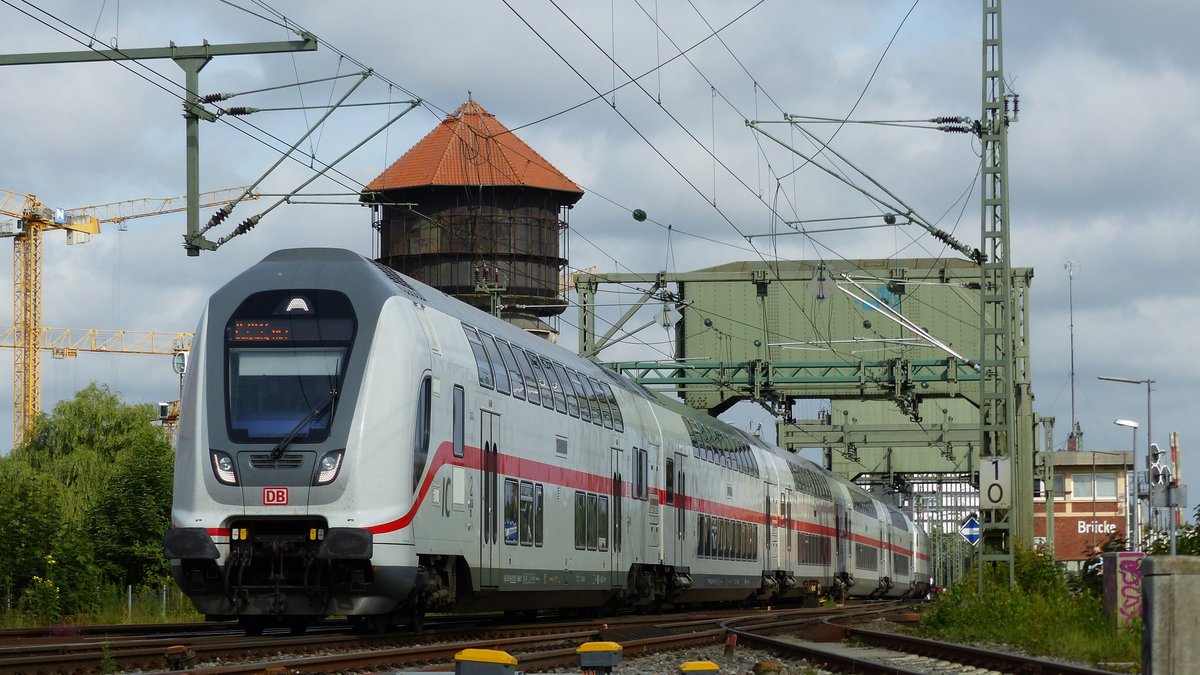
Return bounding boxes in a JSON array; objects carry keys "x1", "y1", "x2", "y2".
[{"x1": 980, "y1": 458, "x2": 1012, "y2": 509}]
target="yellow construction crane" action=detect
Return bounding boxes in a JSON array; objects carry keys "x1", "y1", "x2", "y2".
[
  {"x1": 0, "y1": 188, "x2": 253, "y2": 448},
  {"x1": 0, "y1": 326, "x2": 194, "y2": 442}
]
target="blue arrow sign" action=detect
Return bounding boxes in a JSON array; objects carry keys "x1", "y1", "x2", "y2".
[{"x1": 959, "y1": 516, "x2": 981, "y2": 546}]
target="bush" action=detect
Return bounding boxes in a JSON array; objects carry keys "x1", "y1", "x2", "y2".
[{"x1": 919, "y1": 545, "x2": 1140, "y2": 666}]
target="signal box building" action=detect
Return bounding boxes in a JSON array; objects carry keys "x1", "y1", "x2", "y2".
[{"x1": 1033, "y1": 450, "x2": 1133, "y2": 564}]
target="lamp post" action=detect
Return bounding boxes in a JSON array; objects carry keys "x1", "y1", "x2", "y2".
[
  {"x1": 1101, "y1": 376, "x2": 1154, "y2": 540},
  {"x1": 1114, "y1": 418, "x2": 1140, "y2": 549}
]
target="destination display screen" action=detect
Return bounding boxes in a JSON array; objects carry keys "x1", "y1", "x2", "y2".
[
  {"x1": 230, "y1": 320, "x2": 292, "y2": 343},
  {"x1": 228, "y1": 317, "x2": 354, "y2": 343}
]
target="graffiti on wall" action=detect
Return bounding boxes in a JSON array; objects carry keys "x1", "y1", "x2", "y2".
[{"x1": 1103, "y1": 551, "x2": 1145, "y2": 628}]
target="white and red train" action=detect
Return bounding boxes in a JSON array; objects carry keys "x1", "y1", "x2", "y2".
[{"x1": 164, "y1": 248, "x2": 931, "y2": 633}]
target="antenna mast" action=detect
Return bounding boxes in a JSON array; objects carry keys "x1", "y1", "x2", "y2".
[{"x1": 1066, "y1": 261, "x2": 1080, "y2": 450}]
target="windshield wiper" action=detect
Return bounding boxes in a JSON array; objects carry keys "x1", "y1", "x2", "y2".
[{"x1": 270, "y1": 388, "x2": 338, "y2": 460}]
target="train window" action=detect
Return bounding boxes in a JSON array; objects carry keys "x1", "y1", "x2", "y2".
[
  {"x1": 504, "y1": 479, "x2": 519, "y2": 545},
  {"x1": 749, "y1": 526, "x2": 758, "y2": 561},
  {"x1": 597, "y1": 495, "x2": 609, "y2": 552},
  {"x1": 590, "y1": 377, "x2": 614, "y2": 429},
  {"x1": 510, "y1": 345, "x2": 540, "y2": 406},
  {"x1": 599, "y1": 382, "x2": 623, "y2": 432},
  {"x1": 551, "y1": 362, "x2": 579, "y2": 417},
  {"x1": 851, "y1": 490, "x2": 877, "y2": 518},
  {"x1": 412, "y1": 377, "x2": 432, "y2": 493},
  {"x1": 462, "y1": 325, "x2": 494, "y2": 390},
  {"x1": 534, "y1": 484, "x2": 544, "y2": 547},
  {"x1": 665, "y1": 457, "x2": 675, "y2": 505},
  {"x1": 565, "y1": 369, "x2": 591, "y2": 422},
  {"x1": 520, "y1": 481, "x2": 535, "y2": 546},
  {"x1": 638, "y1": 448, "x2": 650, "y2": 500},
  {"x1": 574, "y1": 492, "x2": 587, "y2": 549},
  {"x1": 225, "y1": 289, "x2": 355, "y2": 444},
  {"x1": 478, "y1": 332, "x2": 510, "y2": 395},
  {"x1": 586, "y1": 493, "x2": 599, "y2": 551},
  {"x1": 855, "y1": 543, "x2": 878, "y2": 571},
  {"x1": 556, "y1": 436, "x2": 568, "y2": 457},
  {"x1": 541, "y1": 357, "x2": 568, "y2": 414},
  {"x1": 453, "y1": 385, "x2": 465, "y2": 458},
  {"x1": 526, "y1": 353, "x2": 555, "y2": 410},
  {"x1": 495, "y1": 339, "x2": 526, "y2": 400},
  {"x1": 893, "y1": 551, "x2": 910, "y2": 576},
  {"x1": 578, "y1": 376, "x2": 603, "y2": 426}
]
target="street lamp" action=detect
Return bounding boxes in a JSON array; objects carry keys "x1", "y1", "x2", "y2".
[
  {"x1": 1114, "y1": 418, "x2": 1140, "y2": 550},
  {"x1": 1101, "y1": 376, "x2": 1155, "y2": 543}
]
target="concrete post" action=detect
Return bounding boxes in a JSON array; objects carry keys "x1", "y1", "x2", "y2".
[
  {"x1": 1142, "y1": 556, "x2": 1200, "y2": 674},
  {"x1": 1101, "y1": 551, "x2": 1144, "y2": 627}
]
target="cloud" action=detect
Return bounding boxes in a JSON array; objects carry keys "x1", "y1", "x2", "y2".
[{"x1": 0, "y1": 1, "x2": 1196, "y2": 503}]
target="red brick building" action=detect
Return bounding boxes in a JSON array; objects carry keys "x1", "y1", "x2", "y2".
[{"x1": 1033, "y1": 450, "x2": 1133, "y2": 565}]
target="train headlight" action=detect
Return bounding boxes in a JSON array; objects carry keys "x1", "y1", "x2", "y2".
[
  {"x1": 210, "y1": 450, "x2": 239, "y2": 486},
  {"x1": 313, "y1": 449, "x2": 344, "y2": 486}
]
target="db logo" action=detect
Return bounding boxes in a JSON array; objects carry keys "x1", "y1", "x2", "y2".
[{"x1": 263, "y1": 487, "x2": 289, "y2": 506}]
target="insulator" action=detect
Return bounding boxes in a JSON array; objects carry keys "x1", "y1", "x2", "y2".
[
  {"x1": 201, "y1": 93, "x2": 230, "y2": 104},
  {"x1": 227, "y1": 107, "x2": 253, "y2": 116},
  {"x1": 233, "y1": 215, "x2": 260, "y2": 236},
  {"x1": 205, "y1": 207, "x2": 230, "y2": 229}
]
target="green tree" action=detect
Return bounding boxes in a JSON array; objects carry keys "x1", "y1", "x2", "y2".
[
  {"x1": 15, "y1": 383, "x2": 169, "y2": 522},
  {"x1": 0, "y1": 458, "x2": 61, "y2": 603},
  {"x1": 87, "y1": 439, "x2": 174, "y2": 587},
  {"x1": 7, "y1": 383, "x2": 175, "y2": 596}
]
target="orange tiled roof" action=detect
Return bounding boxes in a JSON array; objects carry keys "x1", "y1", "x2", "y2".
[{"x1": 365, "y1": 100, "x2": 583, "y2": 197}]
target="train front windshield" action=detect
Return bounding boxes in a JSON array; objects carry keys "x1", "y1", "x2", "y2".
[{"x1": 224, "y1": 290, "x2": 356, "y2": 443}]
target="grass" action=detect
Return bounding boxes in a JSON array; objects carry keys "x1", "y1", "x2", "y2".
[
  {"x1": 0, "y1": 583, "x2": 203, "y2": 629},
  {"x1": 915, "y1": 548, "x2": 1141, "y2": 670}
]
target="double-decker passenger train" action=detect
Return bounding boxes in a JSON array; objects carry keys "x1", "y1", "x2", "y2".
[{"x1": 164, "y1": 248, "x2": 931, "y2": 634}]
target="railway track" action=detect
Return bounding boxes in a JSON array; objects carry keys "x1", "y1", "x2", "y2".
[{"x1": 0, "y1": 603, "x2": 1124, "y2": 674}]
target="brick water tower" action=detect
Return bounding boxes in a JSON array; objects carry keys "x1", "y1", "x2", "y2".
[{"x1": 362, "y1": 100, "x2": 583, "y2": 338}]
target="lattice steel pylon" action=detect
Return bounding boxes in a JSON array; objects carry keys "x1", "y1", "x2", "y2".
[{"x1": 977, "y1": 0, "x2": 1018, "y2": 587}]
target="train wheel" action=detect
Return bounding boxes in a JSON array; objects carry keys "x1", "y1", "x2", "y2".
[
  {"x1": 288, "y1": 619, "x2": 309, "y2": 635},
  {"x1": 238, "y1": 617, "x2": 266, "y2": 636},
  {"x1": 351, "y1": 613, "x2": 391, "y2": 634},
  {"x1": 407, "y1": 604, "x2": 425, "y2": 632}
]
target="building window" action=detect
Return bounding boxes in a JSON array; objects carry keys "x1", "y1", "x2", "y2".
[
  {"x1": 1073, "y1": 473, "x2": 1117, "y2": 500},
  {"x1": 1095, "y1": 473, "x2": 1117, "y2": 499}
]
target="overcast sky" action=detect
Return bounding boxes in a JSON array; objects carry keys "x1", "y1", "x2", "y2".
[{"x1": 0, "y1": 1, "x2": 1196, "y2": 513}]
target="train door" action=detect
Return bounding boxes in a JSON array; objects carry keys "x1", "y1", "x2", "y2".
[
  {"x1": 479, "y1": 410, "x2": 501, "y2": 588},
  {"x1": 763, "y1": 483, "x2": 776, "y2": 571},
  {"x1": 610, "y1": 446, "x2": 624, "y2": 586},
  {"x1": 834, "y1": 503, "x2": 851, "y2": 581},
  {"x1": 883, "y1": 524, "x2": 892, "y2": 584},
  {"x1": 782, "y1": 488, "x2": 796, "y2": 573},
  {"x1": 668, "y1": 452, "x2": 688, "y2": 566},
  {"x1": 647, "y1": 442, "x2": 661, "y2": 560}
]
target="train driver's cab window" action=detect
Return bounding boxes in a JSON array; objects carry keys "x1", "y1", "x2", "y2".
[{"x1": 225, "y1": 289, "x2": 355, "y2": 444}]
